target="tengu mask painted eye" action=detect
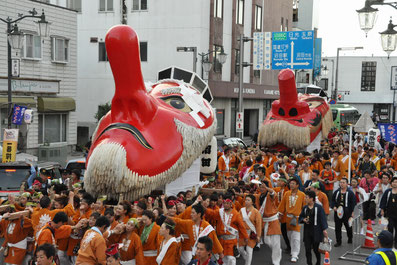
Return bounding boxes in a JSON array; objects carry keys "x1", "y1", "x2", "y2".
[{"x1": 163, "y1": 97, "x2": 192, "y2": 113}]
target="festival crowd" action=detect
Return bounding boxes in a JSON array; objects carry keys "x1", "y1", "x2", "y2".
[{"x1": 1, "y1": 129, "x2": 397, "y2": 265}]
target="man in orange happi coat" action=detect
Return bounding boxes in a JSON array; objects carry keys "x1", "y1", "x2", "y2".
[
  {"x1": 218, "y1": 147, "x2": 231, "y2": 179},
  {"x1": 173, "y1": 203, "x2": 223, "y2": 265},
  {"x1": 205, "y1": 194, "x2": 248, "y2": 265},
  {"x1": 0, "y1": 212, "x2": 32, "y2": 265},
  {"x1": 278, "y1": 178, "x2": 306, "y2": 263},
  {"x1": 76, "y1": 216, "x2": 110, "y2": 265},
  {"x1": 257, "y1": 183, "x2": 282, "y2": 265},
  {"x1": 335, "y1": 147, "x2": 355, "y2": 191}
]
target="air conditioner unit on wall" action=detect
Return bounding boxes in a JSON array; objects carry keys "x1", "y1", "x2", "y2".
[{"x1": 38, "y1": 144, "x2": 68, "y2": 166}]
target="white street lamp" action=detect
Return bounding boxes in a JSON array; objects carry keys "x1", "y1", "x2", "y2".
[
  {"x1": 202, "y1": 56, "x2": 212, "y2": 73},
  {"x1": 7, "y1": 24, "x2": 24, "y2": 50},
  {"x1": 35, "y1": 10, "x2": 50, "y2": 37},
  {"x1": 356, "y1": 1, "x2": 379, "y2": 36},
  {"x1": 380, "y1": 19, "x2": 397, "y2": 58}
]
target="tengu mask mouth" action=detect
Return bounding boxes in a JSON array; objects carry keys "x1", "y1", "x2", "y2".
[{"x1": 84, "y1": 25, "x2": 216, "y2": 200}]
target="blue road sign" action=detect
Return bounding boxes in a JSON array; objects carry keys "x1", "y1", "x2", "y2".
[
  {"x1": 313, "y1": 38, "x2": 322, "y2": 78},
  {"x1": 271, "y1": 30, "x2": 314, "y2": 70}
]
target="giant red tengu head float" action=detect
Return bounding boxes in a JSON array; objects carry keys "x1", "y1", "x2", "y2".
[
  {"x1": 84, "y1": 25, "x2": 216, "y2": 200},
  {"x1": 258, "y1": 69, "x2": 332, "y2": 151}
]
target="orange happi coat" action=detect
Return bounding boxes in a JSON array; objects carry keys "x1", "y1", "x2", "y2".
[
  {"x1": 140, "y1": 222, "x2": 161, "y2": 264},
  {"x1": 157, "y1": 238, "x2": 181, "y2": 265},
  {"x1": 173, "y1": 217, "x2": 223, "y2": 255},
  {"x1": 205, "y1": 208, "x2": 248, "y2": 256},
  {"x1": 1, "y1": 216, "x2": 32, "y2": 265},
  {"x1": 238, "y1": 207, "x2": 262, "y2": 248},
  {"x1": 118, "y1": 231, "x2": 145, "y2": 264},
  {"x1": 76, "y1": 229, "x2": 107, "y2": 265},
  {"x1": 278, "y1": 190, "x2": 306, "y2": 232},
  {"x1": 31, "y1": 203, "x2": 74, "y2": 238},
  {"x1": 255, "y1": 191, "x2": 281, "y2": 236}
]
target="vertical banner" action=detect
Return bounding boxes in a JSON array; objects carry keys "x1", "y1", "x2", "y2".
[
  {"x1": 378, "y1": 123, "x2": 397, "y2": 144},
  {"x1": 313, "y1": 38, "x2": 322, "y2": 78},
  {"x1": 264, "y1": 32, "x2": 272, "y2": 70},
  {"x1": 2, "y1": 129, "x2": 19, "y2": 163},
  {"x1": 391, "y1": 66, "x2": 397, "y2": 90},
  {"x1": 12, "y1": 104, "x2": 27, "y2": 125},
  {"x1": 253, "y1": 32, "x2": 264, "y2": 70}
]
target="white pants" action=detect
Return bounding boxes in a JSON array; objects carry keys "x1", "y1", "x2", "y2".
[
  {"x1": 287, "y1": 230, "x2": 300, "y2": 259},
  {"x1": 180, "y1": 250, "x2": 192, "y2": 265},
  {"x1": 222, "y1": 255, "x2": 236, "y2": 265},
  {"x1": 120, "y1": 259, "x2": 136, "y2": 265},
  {"x1": 58, "y1": 250, "x2": 70, "y2": 265},
  {"x1": 264, "y1": 234, "x2": 282, "y2": 265},
  {"x1": 69, "y1": 255, "x2": 77, "y2": 265},
  {"x1": 238, "y1": 246, "x2": 253, "y2": 265}
]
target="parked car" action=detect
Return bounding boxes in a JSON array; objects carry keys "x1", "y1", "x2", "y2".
[
  {"x1": 36, "y1": 162, "x2": 63, "y2": 180},
  {"x1": 217, "y1": 137, "x2": 247, "y2": 150},
  {"x1": 66, "y1": 157, "x2": 86, "y2": 179},
  {"x1": 0, "y1": 161, "x2": 32, "y2": 199}
]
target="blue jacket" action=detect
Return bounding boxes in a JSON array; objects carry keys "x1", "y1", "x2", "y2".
[
  {"x1": 298, "y1": 203, "x2": 328, "y2": 243},
  {"x1": 379, "y1": 188, "x2": 395, "y2": 212},
  {"x1": 365, "y1": 248, "x2": 397, "y2": 265}
]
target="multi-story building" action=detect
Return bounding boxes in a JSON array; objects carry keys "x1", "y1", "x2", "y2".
[
  {"x1": 0, "y1": 0, "x2": 77, "y2": 161},
  {"x1": 292, "y1": 0, "x2": 320, "y2": 85},
  {"x1": 70, "y1": 0, "x2": 292, "y2": 144},
  {"x1": 322, "y1": 56, "x2": 397, "y2": 123}
]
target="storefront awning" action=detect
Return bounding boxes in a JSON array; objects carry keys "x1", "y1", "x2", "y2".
[
  {"x1": 38, "y1": 97, "x2": 76, "y2": 112},
  {"x1": 0, "y1": 97, "x2": 36, "y2": 108}
]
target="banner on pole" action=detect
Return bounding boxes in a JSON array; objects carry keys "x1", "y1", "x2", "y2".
[
  {"x1": 378, "y1": 123, "x2": 397, "y2": 144},
  {"x1": 2, "y1": 129, "x2": 19, "y2": 163}
]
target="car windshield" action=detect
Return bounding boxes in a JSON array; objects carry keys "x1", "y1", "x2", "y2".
[
  {"x1": 67, "y1": 162, "x2": 86, "y2": 171},
  {"x1": 0, "y1": 168, "x2": 30, "y2": 190}
]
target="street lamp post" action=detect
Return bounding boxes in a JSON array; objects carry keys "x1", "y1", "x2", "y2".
[
  {"x1": 334, "y1": 47, "x2": 363, "y2": 101},
  {"x1": 357, "y1": 0, "x2": 397, "y2": 56},
  {"x1": 379, "y1": 18, "x2": 397, "y2": 58},
  {"x1": 198, "y1": 47, "x2": 227, "y2": 79},
  {"x1": 322, "y1": 58, "x2": 335, "y2": 95},
  {"x1": 237, "y1": 34, "x2": 253, "y2": 139},
  {"x1": 0, "y1": 8, "x2": 49, "y2": 129}
]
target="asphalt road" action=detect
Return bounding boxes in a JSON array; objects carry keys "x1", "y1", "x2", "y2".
[{"x1": 237, "y1": 214, "x2": 384, "y2": 265}]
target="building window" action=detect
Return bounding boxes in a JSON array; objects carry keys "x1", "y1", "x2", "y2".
[
  {"x1": 98, "y1": 42, "x2": 108, "y2": 62},
  {"x1": 285, "y1": 19, "x2": 289, "y2": 31},
  {"x1": 99, "y1": 0, "x2": 113, "y2": 12},
  {"x1": 236, "y1": 0, "x2": 244, "y2": 24},
  {"x1": 213, "y1": 45, "x2": 223, "y2": 73},
  {"x1": 254, "y1": 70, "x2": 260, "y2": 78},
  {"x1": 132, "y1": 0, "x2": 147, "y2": 11},
  {"x1": 23, "y1": 34, "x2": 41, "y2": 60},
  {"x1": 216, "y1": 109, "x2": 225, "y2": 135},
  {"x1": 255, "y1": 5, "x2": 262, "y2": 30},
  {"x1": 140, "y1": 42, "x2": 147, "y2": 62},
  {"x1": 38, "y1": 113, "x2": 68, "y2": 144},
  {"x1": 361, "y1": 61, "x2": 376, "y2": 91},
  {"x1": 67, "y1": 0, "x2": 82, "y2": 12},
  {"x1": 263, "y1": 99, "x2": 273, "y2": 120},
  {"x1": 235, "y1": 49, "x2": 240, "y2": 75},
  {"x1": 214, "y1": 0, "x2": 223, "y2": 18},
  {"x1": 51, "y1": 37, "x2": 69, "y2": 63},
  {"x1": 281, "y1": 17, "x2": 284, "y2": 31}
]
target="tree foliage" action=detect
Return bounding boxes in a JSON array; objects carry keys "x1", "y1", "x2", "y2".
[{"x1": 95, "y1": 102, "x2": 111, "y2": 121}]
